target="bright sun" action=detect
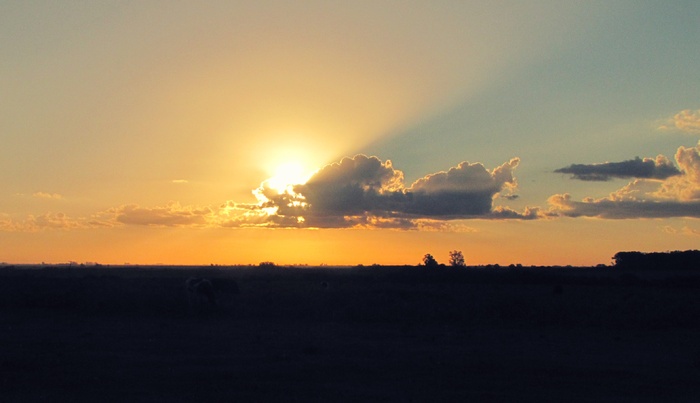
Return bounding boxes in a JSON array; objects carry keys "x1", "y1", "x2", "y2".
[{"x1": 266, "y1": 161, "x2": 312, "y2": 193}]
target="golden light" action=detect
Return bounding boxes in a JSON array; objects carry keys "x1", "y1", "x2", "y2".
[{"x1": 265, "y1": 161, "x2": 314, "y2": 194}]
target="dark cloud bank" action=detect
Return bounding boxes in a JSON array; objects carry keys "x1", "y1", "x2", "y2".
[{"x1": 555, "y1": 156, "x2": 680, "y2": 181}]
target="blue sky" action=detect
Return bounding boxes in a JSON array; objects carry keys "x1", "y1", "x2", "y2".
[{"x1": 366, "y1": 2, "x2": 700, "y2": 179}]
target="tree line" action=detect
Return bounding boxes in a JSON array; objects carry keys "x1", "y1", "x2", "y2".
[
  {"x1": 421, "y1": 249, "x2": 700, "y2": 270},
  {"x1": 613, "y1": 250, "x2": 700, "y2": 270}
]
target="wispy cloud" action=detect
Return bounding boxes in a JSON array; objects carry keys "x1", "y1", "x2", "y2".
[
  {"x1": 32, "y1": 192, "x2": 63, "y2": 200},
  {"x1": 0, "y1": 212, "x2": 103, "y2": 232},
  {"x1": 554, "y1": 156, "x2": 680, "y2": 181},
  {"x1": 547, "y1": 194, "x2": 700, "y2": 219},
  {"x1": 662, "y1": 225, "x2": 700, "y2": 237},
  {"x1": 548, "y1": 142, "x2": 700, "y2": 219},
  {"x1": 108, "y1": 203, "x2": 214, "y2": 227},
  {"x1": 682, "y1": 226, "x2": 700, "y2": 237},
  {"x1": 659, "y1": 109, "x2": 700, "y2": 134},
  {"x1": 0, "y1": 203, "x2": 215, "y2": 232}
]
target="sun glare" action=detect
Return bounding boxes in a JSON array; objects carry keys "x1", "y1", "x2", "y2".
[{"x1": 266, "y1": 161, "x2": 312, "y2": 193}]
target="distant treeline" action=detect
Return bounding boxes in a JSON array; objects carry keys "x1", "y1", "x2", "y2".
[{"x1": 613, "y1": 250, "x2": 700, "y2": 270}]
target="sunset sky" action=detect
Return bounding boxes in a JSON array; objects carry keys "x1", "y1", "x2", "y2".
[{"x1": 2, "y1": 1, "x2": 699, "y2": 266}]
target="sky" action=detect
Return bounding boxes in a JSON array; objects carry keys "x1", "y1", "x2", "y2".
[{"x1": 2, "y1": 1, "x2": 699, "y2": 266}]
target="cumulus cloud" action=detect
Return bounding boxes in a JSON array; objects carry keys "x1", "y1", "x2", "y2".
[
  {"x1": 660, "y1": 109, "x2": 700, "y2": 134},
  {"x1": 548, "y1": 142, "x2": 700, "y2": 219},
  {"x1": 405, "y1": 158, "x2": 520, "y2": 216},
  {"x1": 291, "y1": 155, "x2": 405, "y2": 217},
  {"x1": 243, "y1": 154, "x2": 534, "y2": 228},
  {"x1": 655, "y1": 143, "x2": 700, "y2": 201},
  {"x1": 554, "y1": 156, "x2": 680, "y2": 181}
]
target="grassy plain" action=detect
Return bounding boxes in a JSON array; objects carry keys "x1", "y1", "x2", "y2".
[{"x1": 1, "y1": 265, "x2": 698, "y2": 402}]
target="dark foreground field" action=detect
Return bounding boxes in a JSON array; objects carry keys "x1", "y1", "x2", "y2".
[{"x1": 1, "y1": 265, "x2": 699, "y2": 402}]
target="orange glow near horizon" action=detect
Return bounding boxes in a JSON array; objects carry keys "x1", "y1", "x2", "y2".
[{"x1": 4, "y1": 218, "x2": 690, "y2": 267}]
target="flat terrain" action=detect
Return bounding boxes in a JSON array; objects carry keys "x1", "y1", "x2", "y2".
[{"x1": 1, "y1": 265, "x2": 699, "y2": 402}]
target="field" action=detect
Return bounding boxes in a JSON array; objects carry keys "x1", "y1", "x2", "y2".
[{"x1": 1, "y1": 265, "x2": 699, "y2": 402}]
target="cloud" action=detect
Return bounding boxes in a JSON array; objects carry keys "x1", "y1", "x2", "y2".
[
  {"x1": 548, "y1": 142, "x2": 700, "y2": 219},
  {"x1": 0, "y1": 200, "x2": 221, "y2": 231},
  {"x1": 662, "y1": 225, "x2": 700, "y2": 237},
  {"x1": 4, "y1": 155, "x2": 535, "y2": 231},
  {"x1": 217, "y1": 201, "x2": 271, "y2": 228},
  {"x1": 682, "y1": 226, "x2": 700, "y2": 237},
  {"x1": 32, "y1": 192, "x2": 63, "y2": 200},
  {"x1": 548, "y1": 193, "x2": 700, "y2": 219},
  {"x1": 490, "y1": 206, "x2": 541, "y2": 220},
  {"x1": 660, "y1": 109, "x2": 700, "y2": 134},
  {"x1": 247, "y1": 155, "x2": 534, "y2": 228},
  {"x1": 554, "y1": 156, "x2": 680, "y2": 181},
  {"x1": 0, "y1": 214, "x2": 23, "y2": 232},
  {"x1": 0, "y1": 212, "x2": 100, "y2": 232},
  {"x1": 28, "y1": 212, "x2": 86, "y2": 230},
  {"x1": 109, "y1": 202, "x2": 215, "y2": 227},
  {"x1": 654, "y1": 142, "x2": 700, "y2": 201},
  {"x1": 2, "y1": 200, "x2": 256, "y2": 231},
  {"x1": 405, "y1": 158, "x2": 520, "y2": 216},
  {"x1": 291, "y1": 155, "x2": 405, "y2": 217}
]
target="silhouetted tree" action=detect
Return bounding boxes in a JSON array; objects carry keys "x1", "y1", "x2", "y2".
[
  {"x1": 422, "y1": 253, "x2": 439, "y2": 268},
  {"x1": 612, "y1": 252, "x2": 644, "y2": 268},
  {"x1": 449, "y1": 250, "x2": 465, "y2": 267}
]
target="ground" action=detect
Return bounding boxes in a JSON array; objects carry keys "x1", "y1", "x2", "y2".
[{"x1": 0, "y1": 265, "x2": 698, "y2": 402}]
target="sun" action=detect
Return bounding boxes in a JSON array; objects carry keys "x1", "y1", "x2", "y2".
[{"x1": 266, "y1": 161, "x2": 313, "y2": 194}]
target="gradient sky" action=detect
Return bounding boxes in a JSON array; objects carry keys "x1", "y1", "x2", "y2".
[{"x1": 2, "y1": 1, "x2": 699, "y2": 266}]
